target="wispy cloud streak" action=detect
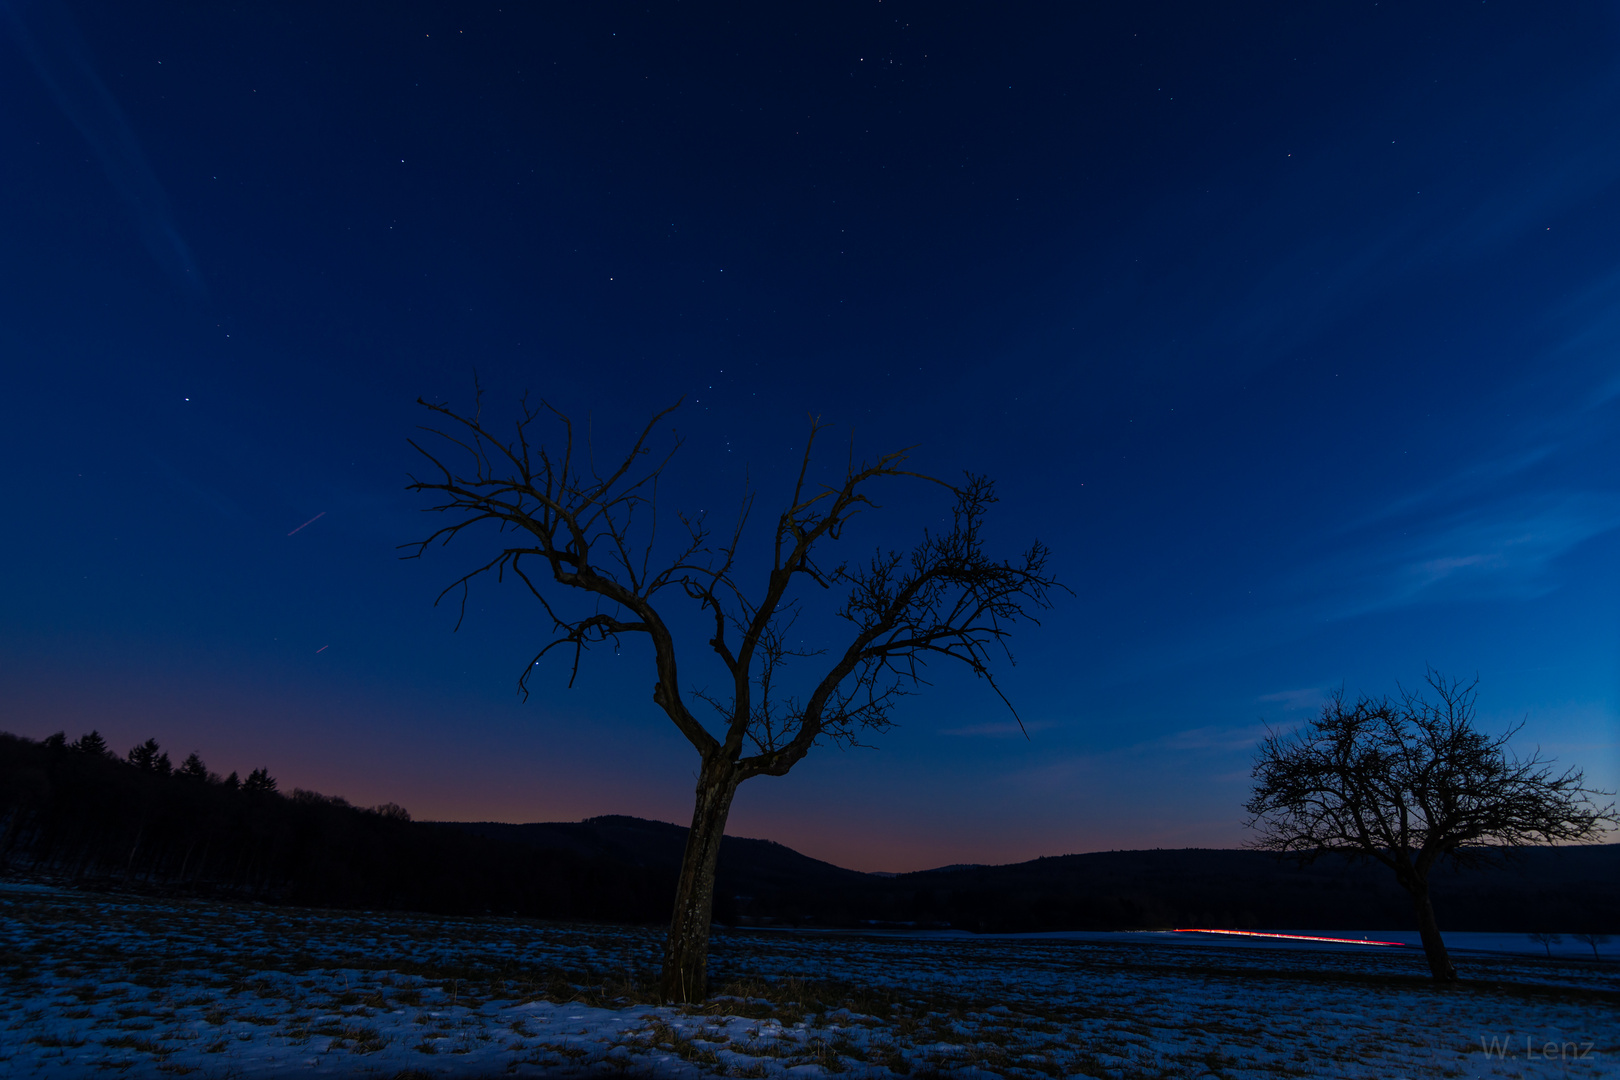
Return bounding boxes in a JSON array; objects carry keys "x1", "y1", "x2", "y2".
[
  {"x1": 3, "y1": 0, "x2": 202, "y2": 294},
  {"x1": 1302, "y1": 492, "x2": 1620, "y2": 621}
]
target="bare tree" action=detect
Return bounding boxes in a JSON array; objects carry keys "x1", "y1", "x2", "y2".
[
  {"x1": 402, "y1": 393, "x2": 1061, "y2": 1002},
  {"x1": 1527, "y1": 931, "x2": 1561, "y2": 957},
  {"x1": 1570, "y1": 931, "x2": 1609, "y2": 960},
  {"x1": 1244, "y1": 672, "x2": 1617, "y2": 982}
]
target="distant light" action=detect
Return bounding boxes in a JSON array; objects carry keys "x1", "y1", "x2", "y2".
[{"x1": 1174, "y1": 929, "x2": 1407, "y2": 947}]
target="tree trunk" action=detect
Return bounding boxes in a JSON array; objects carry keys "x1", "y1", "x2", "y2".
[
  {"x1": 660, "y1": 759, "x2": 739, "y2": 1003},
  {"x1": 124, "y1": 824, "x2": 143, "y2": 880},
  {"x1": 1406, "y1": 880, "x2": 1458, "y2": 982}
]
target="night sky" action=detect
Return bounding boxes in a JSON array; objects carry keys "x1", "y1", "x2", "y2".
[{"x1": 4, "y1": 1, "x2": 1618, "y2": 871}]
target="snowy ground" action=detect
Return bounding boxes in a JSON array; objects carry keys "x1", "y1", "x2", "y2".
[{"x1": 1, "y1": 880, "x2": 1614, "y2": 1078}]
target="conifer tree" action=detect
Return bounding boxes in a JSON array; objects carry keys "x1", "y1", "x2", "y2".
[
  {"x1": 243, "y1": 767, "x2": 278, "y2": 793},
  {"x1": 72, "y1": 730, "x2": 108, "y2": 756},
  {"x1": 128, "y1": 738, "x2": 162, "y2": 771},
  {"x1": 179, "y1": 752, "x2": 209, "y2": 780}
]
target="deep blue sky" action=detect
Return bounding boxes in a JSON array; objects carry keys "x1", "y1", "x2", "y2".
[{"x1": 3, "y1": 0, "x2": 1618, "y2": 870}]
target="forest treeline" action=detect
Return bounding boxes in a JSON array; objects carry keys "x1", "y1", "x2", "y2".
[
  {"x1": 0, "y1": 731, "x2": 672, "y2": 920},
  {"x1": 2, "y1": 730, "x2": 1615, "y2": 932}
]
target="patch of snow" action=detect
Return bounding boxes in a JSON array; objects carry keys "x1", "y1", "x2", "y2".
[{"x1": 0, "y1": 881, "x2": 1613, "y2": 1078}]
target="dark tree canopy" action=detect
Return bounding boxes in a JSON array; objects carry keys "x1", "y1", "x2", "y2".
[
  {"x1": 243, "y1": 767, "x2": 279, "y2": 794},
  {"x1": 404, "y1": 393, "x2": 1062, "y2": 1000},
  {"x1": 71, "y1": 730, "x2": 108, "y2": 757},
  {"x1": 1245, "y1": 671, "x2": 1617, "y2": 980},
  {"x1": 403, "y1": 395, "x2": 1058, "y2": 766},
  {"x1": 128, "y1": 738, "x2": 172, "y2": 775}
]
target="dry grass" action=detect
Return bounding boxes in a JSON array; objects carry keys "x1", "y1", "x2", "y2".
[{"x1": 3, "y1": 883, "x2": 1615, "y2": 1079}]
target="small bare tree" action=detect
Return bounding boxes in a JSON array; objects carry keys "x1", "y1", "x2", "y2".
[
  {"x1": 1244, "y1": 672, "x2": 1617, "y2": 982},
  {"x1": 1570, "y1": 931, "x2": 1609, "y2": 960},
  {"x1": 402, "y1": 393, "x2": 1061, "y2": 1002}
]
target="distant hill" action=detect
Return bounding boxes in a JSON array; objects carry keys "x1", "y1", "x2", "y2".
[
  {"x1": 441, "y1": 816, "x2": 1620, "y2": 934},
  {"x1": 453, "y1": 817, "x2": 871, "y2": 924},
  {"x1": 857, "y1": 845, "x2": 1620, "y2": 933},
  {"x1": 3, "y1": 730, "x2": 1614, "y2": 932}
]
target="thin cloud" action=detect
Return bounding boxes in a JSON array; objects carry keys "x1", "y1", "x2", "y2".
[
  {"x1": 940, "y1": 719, "x2": 1057, "y2": 738},
  {"x1": 1337, "y1": 445, "x2": 1560, "y2": 535},
  {"x1": 1064, "y1": 485, "x2": 1620, "y2": 698},
  {"x1": 1372, "y1": 494, "x2": 1620, "y2": 608},
  {"x1": 1150, "y1": 723, "x2": 1268, "y2": 752},
  {"x1": 4, "y1": 0, "x2": 202, "y2": 294},
  {"x1": 1009, "y1": 722, "x2": 1267, "y2": 796},
  {"x1": 1542, "y1": 266, "x2": 1620, "y2": 410},
  {"x1": 1272, "y1": 489, "x2": 1620, "y2": 627},
  {"x1": 1257, "y1": 688, "x2": 1329, "y2": 712}
]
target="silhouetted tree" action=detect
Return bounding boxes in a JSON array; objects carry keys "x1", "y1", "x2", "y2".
[
  {"x1": 1570, "y1": 932, "x2": 1609, "y2": 960},
  {"x1": 1528, "y1": 931, "x2": 1561, "y2": 957},
  {"x1": 405, "y1": 394, "x2": 1061, "y2": 1001},
  {"x1": 1245, "y1": 672, "x2": 1618, "y2": 982},
  {"x1": 222, "y1": 771, "x2": 240, "y2": 790},
  {"x1": 43, "y1": 731, "x2": 66, "y2": 751},
  {"x1": 128, "y1": 738, "x2": 171, "y2": 774},
  {"x1": 128, "y1": 738, "x2": 154, "y2": 769},
  {"x1": 179, "y1": 752, "x2": 209, "y2": 780},
  {"x1": 72, "y1": 730, "x2": 108, "y2": 756},
  {"x1": 243, "y1": 767, "x2": 278, "y2": 793}
]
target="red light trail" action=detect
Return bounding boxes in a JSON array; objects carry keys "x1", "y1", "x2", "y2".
[
  {"x1": 1174, "y1": 929, "x2": 1408, "y2": 947},
  {"x1": 287, "y1": 511, "x2": 326, "y2": 536}
]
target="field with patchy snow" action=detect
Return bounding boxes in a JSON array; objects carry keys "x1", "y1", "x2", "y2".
[{"x1": 0, "y1": 880, "x2": 1614, "y2": 1079}]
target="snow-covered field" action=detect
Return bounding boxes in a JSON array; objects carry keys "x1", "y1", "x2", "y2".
[{"x1": 1, "y1": 880, "x2": 1614, "y2": 1078}]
